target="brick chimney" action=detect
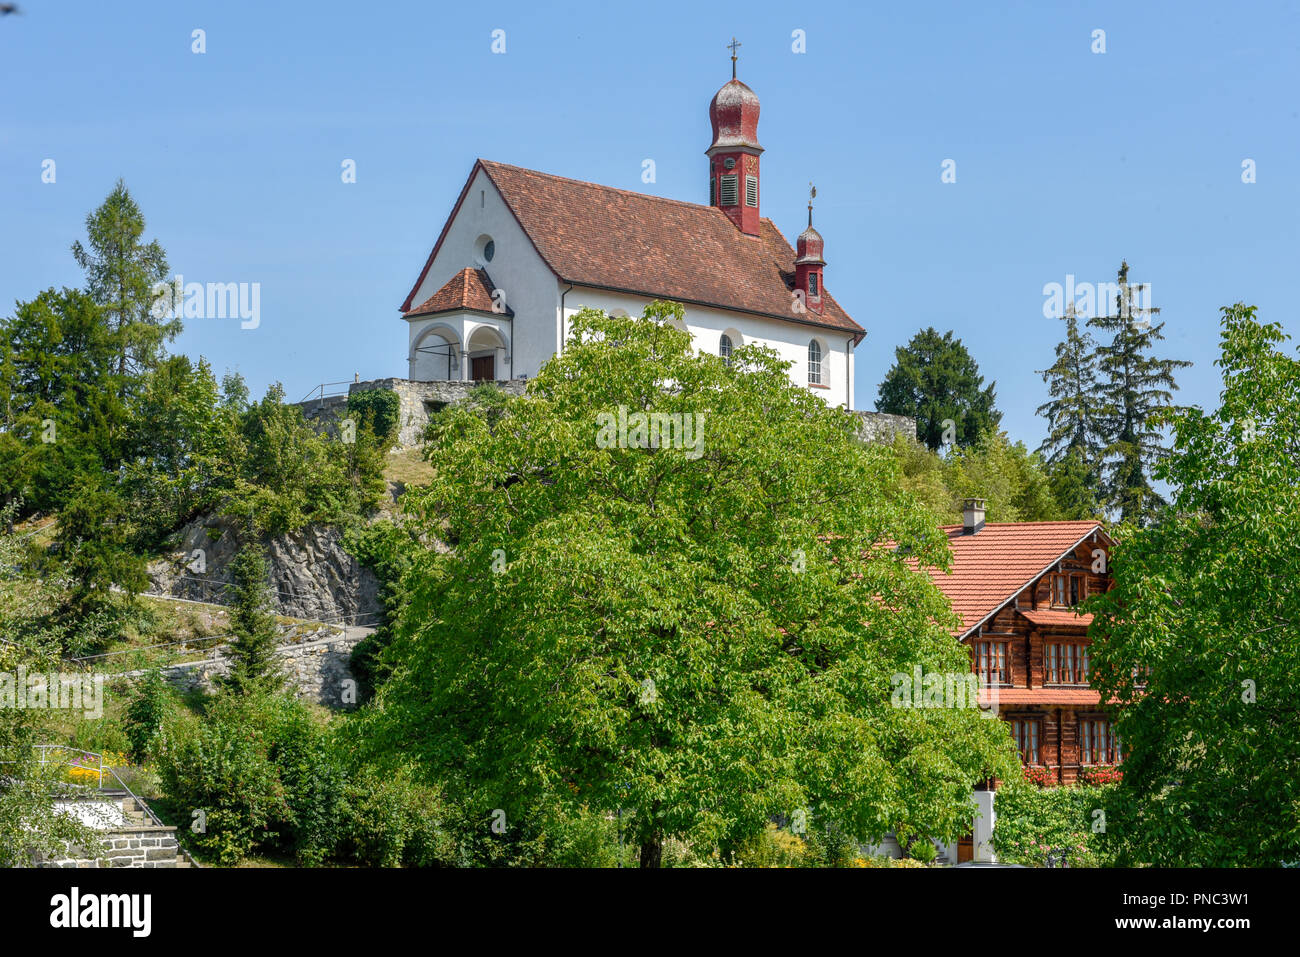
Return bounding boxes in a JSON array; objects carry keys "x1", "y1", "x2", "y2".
[{"x1": 962, "y1": 498, "x2": 987, "y2": 535}]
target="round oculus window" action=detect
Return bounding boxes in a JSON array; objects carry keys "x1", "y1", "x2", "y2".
[{"x1": 483, "y1": 240, "x2": 495, "y2": 262}]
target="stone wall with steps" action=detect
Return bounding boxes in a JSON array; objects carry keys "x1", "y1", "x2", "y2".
[{"x1": 34, "y1": 795, "x2": 193, "y2": 869}]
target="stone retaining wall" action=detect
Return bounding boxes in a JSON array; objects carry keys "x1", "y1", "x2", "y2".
[
  {"x1": 348, "y1": 377, "x2": 527, "y2": 447},
  {"x1": 309, "y1": 377, "x2": 916, "y2": 449},
  {"x1": 34, "y1": 826, "x2": 182, "y2": 869},
  {"x1": 851, "y1": 410, "x2": 916, "y2": 444},
  {"x1": 154, "y1": 630, "x2": 365, "y2": 709}
]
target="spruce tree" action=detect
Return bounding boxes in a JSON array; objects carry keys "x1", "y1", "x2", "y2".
[
  {"x1": 1088, "y1": 261, "x2": 1190, "y2": 525},
  {"x1": 1036, "y1": 310, "x2": 1103, "y2": 466},
  {"x1": 1036, "y1": 310, "x2": 1104, "y2": 519},
  {"x1": 223, "y1": 544, "x2": 284, "y2": 695}
]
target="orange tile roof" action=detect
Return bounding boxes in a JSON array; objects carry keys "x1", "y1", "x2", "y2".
[
  {"x1": 923, "y1": 521, "x2": 1107, "y2": 638},
  {"x1": 404, "y1": 267, "x2": 511, "y2": 318},
  {"x1": 401, "y1": 160, "x2": 864, "y2": 341},
  {"x1": 977, "y1": 688, "x2": 1103, "y2": 706},
  {"x1": 1019, "y1": 608, "x2": 1094, "y2": 629}
]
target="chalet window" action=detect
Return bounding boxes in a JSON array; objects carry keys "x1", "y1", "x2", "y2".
[
  {"x1": 1080, "y1": 718, "x2": 1122, "y2": 765},
  {"x1": 745, "y1": 174, "x2": 758, "y2": 207},
  {"x1": 1010, "y1": 718, "x2": 1041, "y2": 765},
  {"x1": 719, "y1": 174, "x2": 739, "y2": 207},
  {"x1": 1051, "y1": 572, "x2": 1087, "y2": 607},
  {"x1": 972, "y1": 640, "x2": 1008, "y2": 686},
  {"x1": 1046, "y1": 642, "x2": 1089, "y2": 684},
  {"x1": 808, "y1": 272, "x2": 819, "y2": 296},
  {"x1": 807, "y1": 340, "x2": 822, "y2": 384},
  {"x1": 719, "y1": 334, "x2": 733, "y2": 365}
]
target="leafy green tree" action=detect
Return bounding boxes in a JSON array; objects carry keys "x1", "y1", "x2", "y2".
[
  {"x1": 1088, "y1": 261, "x2": 1189, "y2": 524},
  {"x1": 221, "y1": 384, "x2": 380, "y2": 535},
  {"x1": 361, "y1": 302, "x2": 1017, "y2": 867},
  {"x1": 892, "y1": 431, "x2": 1070, "y2": 525},
  {"x1": 222, "y1": 544, "x2": 284, "y2": 695},
  {"x1": 877, "y1": 327, "x2": 1002, "y2": 451},
  {"x1": 0, "y1": 506, "x2": 96, "y2": 864},
  {"x1": 945, "y1": 431, "x2": 1060, "y2": 522},
  {"x1": 121, "y1": 356, "x2": 236, "y2": 542},
  {"x1": 1088, "y1": 304, "x2": 1300, "y2": 866},
  {"x1": 70, "y1": 179, "x2": 175, "y2": 378}
]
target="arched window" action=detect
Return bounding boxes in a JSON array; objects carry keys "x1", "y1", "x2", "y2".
[
  {"x1": 808, "y1": 339, "x2": 823, "y2": 385},
  {"x1": 719, "y1": 334, "x2": 733, "y2": 365}
]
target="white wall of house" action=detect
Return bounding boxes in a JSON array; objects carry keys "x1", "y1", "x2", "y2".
[
  {"x1": 404, "y1": 167, "x2": 559, "y2": 381},
  {"x1": 560, "y1": 286, "x2": 857, "y2": 409}
]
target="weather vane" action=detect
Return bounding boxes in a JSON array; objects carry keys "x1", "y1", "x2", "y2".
[
  {"x1": 728, "y1": 37, "x2": 741, "y2": 79},
  {"x1": 808, "y1": 182, "x2": 817, "y2": 226}
]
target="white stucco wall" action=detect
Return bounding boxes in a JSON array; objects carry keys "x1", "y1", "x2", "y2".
[
  {"x1": 405, "y1": 166, "x2": 559, "y2": 380},
  {"x1": 560, "y1": 286, "x2": 857, "y2": 409}
]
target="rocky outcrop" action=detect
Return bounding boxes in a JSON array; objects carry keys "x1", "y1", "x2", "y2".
[{"x1": 146, "y1": 516, "x2": 380, "y2": 625}]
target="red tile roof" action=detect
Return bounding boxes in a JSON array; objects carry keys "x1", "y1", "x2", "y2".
[
  {"x1": 404, "y1": 267, "x2": 511, "y2": 318},
  {"x1": 977, "y1": 688, "x2": 1103, "y2": 706},
  {"x1": 922, "y1": 522, "x2": 1107, "y2": 638},
  {"x1": 1019, "y1": 608, "x2": 1094, "y2": 629},
  {"x1": 401, "y1": 160, "x2": 865, "y2": 341}
]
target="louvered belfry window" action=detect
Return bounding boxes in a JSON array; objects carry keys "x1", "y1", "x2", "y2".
[
  {"x1": 719, "y1": 174, "x2": 739, "y2": 206},
  {"x1": 745, "y1": 175, "x2": 758, "y2": 207},
  {"x1": 710, "y1": 177, "x2": 717, "y2": 206}
]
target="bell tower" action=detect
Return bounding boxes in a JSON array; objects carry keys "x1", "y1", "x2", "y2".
[
  {"x1": 707, "y1": 38, "x2": 763, "y2": 236},
  {"x1": 795, "y1": 185, "x2": 826, "y2": 315}
]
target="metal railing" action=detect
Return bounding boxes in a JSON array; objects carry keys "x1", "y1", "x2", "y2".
[
  {"x1": 298, "y1": 380, "x2": 355, "y2": 405},
  {"x1": 18, "y1": 745, "x2": 203, "y2": 867}
]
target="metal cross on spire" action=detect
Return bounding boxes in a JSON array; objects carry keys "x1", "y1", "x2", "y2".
[{"x1": 728, "y1": 37, "x2": 741, "y2": 78}]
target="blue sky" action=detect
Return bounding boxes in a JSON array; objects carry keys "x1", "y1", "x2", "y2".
[{"x1": 2, "y1": 0, "x2": 1297, "y2": 448}]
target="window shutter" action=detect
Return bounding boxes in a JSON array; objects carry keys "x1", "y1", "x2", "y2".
[
  {"x1": 709, "y1": 177, "x2": 716, "y2": 206},
  {"x1": 719, "y1": 174, "x2": 738, "y2": 206},
  {"x1": 745, "y1": 175, "x2": 758, "y2": 207}
]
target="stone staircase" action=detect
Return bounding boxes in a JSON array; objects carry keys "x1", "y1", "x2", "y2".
[{"x1": 35, "y1": 791, "x2": 198, "y2": 869}]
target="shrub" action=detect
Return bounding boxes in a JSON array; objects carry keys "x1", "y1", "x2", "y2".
[
  {"x1": 734, "y1": 824, "x2": 810, "y2": 868},
  {"x1": 338, "y1": 767, "x2": 453, "y2": 867},
  {"x1": 260, "y1": 700, "x2": 348, "y2": 866},
  {"x1": 124, "y1": 670, "x2": 171, "y2": 761},
  {"x1": 804, "y1": 820, "x2": 862, "y2": 868},
  {"x1": 544, "y1": 807, "x2": 629, "y2": 868},
  {"x1": 991, "y1": 780, "x2": 1115, "y2": 867},
  {"x1": 154, "y1": 704, "x2": 288, "y2": 865},
  {"x1": 347, "y1": 390, "x2": 400, "y2": 445}
]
